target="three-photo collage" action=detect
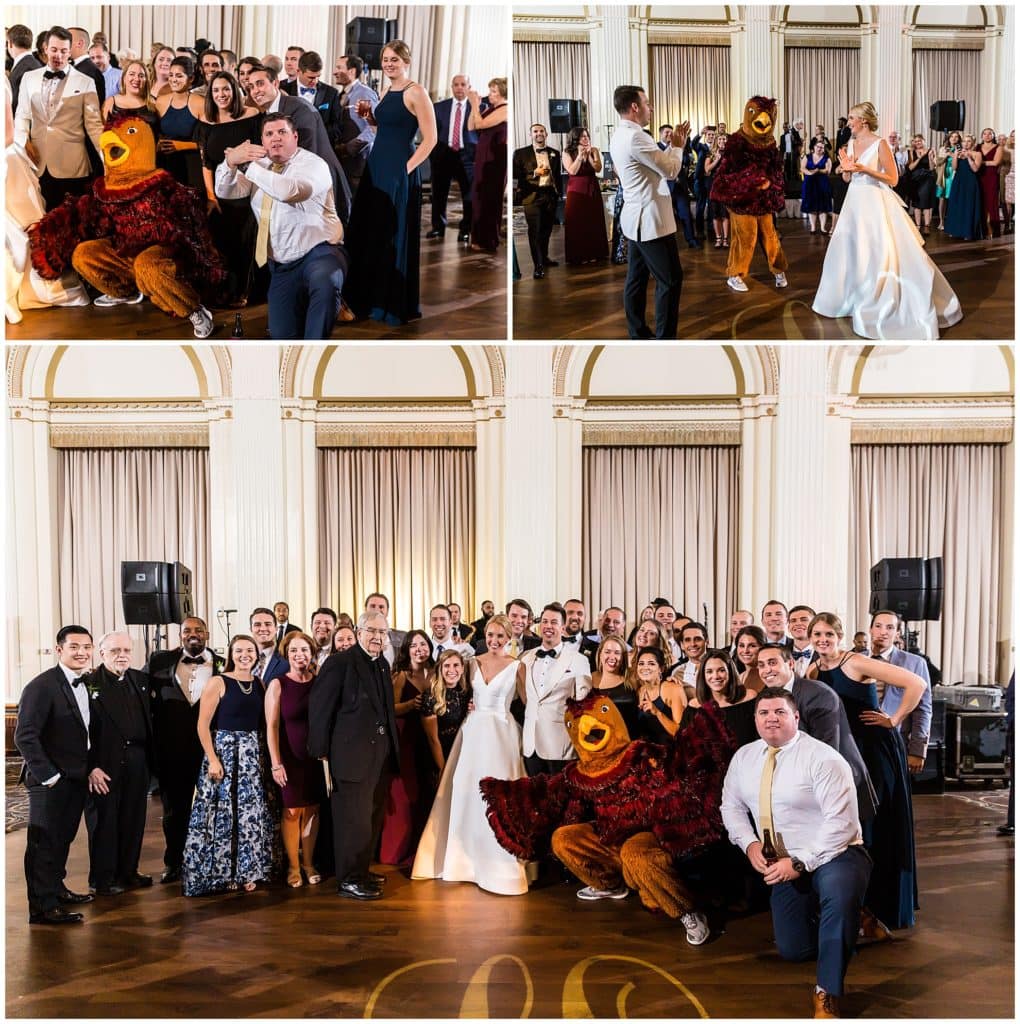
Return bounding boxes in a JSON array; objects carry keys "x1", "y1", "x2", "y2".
[{"x1": 4, "y1": 2, "x2": 1015, "y2": 1021}]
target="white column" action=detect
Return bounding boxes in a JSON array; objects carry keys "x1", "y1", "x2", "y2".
[
  {"x1": 554, "y1": 400, "x2": 585, "y2": 601},
  {"x1": 873, "y1": 6, "x2": 907, "y2": 136},
  {"x1": 991, "y1": 10, "x2": 1015, "y2": 132},
  {"x1": 589, "y1": 7, "x2": 638, "y2": 152},
  {"x1": 741, "y1": 6, "x2": 780, "y2": 105},
  {"x1": 737, "y1": 397, "x2": 775, "y2": 618},
  {"x1": 472, "y1": 400, "x2": 507, "y2": 609},
  {"x1": 280, "y1": 398, "x2": 320, "y2": 631}
]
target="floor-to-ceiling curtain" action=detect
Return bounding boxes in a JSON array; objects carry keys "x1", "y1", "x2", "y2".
[
  {"x1": 648, "y1": 45, "x2": 731, "y2": 136},
  {"x1": 849, "y1": 443, "x2": 1006, "y2": 685},
  {"x1": 512, "y1": 41, "x2": 591, "y2": 152},
  {"x1": 582, "y1": 445, "x2": 739, "y2": 645},
  {"x1": 318, "y1": 447, "x2": 475, "y2": 635},
  {"x1": 101, "y1": 5, "x2": 242, "y2": 58},
  {"x1": 57, "y1": 447, "x2": 211, "y2": 667},
  {"x1": 784, "y1": 46, "x2": 860, "y2": 142},
  {"x1": 912, "y1": 48, "x2": 982, "y2": 148}
]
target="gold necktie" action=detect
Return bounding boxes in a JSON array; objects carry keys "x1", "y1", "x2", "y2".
[
  {"x1": 510, "y1": 637, "x2": 519, "y2": 658},
  {"x1": 758, "y1": 745, "x2": 780, "y2": 843},
  {"x1": 254, "y1": 162, "x2": 285, "y2": 267}
]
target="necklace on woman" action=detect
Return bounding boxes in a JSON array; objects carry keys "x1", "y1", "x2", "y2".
[{"x1": 236, "y1": 677, "x2": 253, "y2": 696}]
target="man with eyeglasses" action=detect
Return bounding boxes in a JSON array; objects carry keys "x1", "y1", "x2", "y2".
[
  {"x1": 309, "y1": 611, "x2": 399, "y2": 900},
  {"x1": 15, "y1": 625, "x2": 97, "y2": 924}
]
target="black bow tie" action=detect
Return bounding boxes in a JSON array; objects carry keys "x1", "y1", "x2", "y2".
[
  {"x1": 70, "y1": 675, "x2": 85, "y2": 687},
  {"x1": 563, "y1": 634, "x2": 579, "y2": 644},
  {"x1": 534, "y1": 147, "x2": 547, "y2": 153},
  {"x1": 536, "y1": 648, "x2": 558, "y2": 659},
  {"x1": 44, "y1": 69, "x2": 66, "y2": 80},
  {"x1": 794, "y1": 649, "x2": 812, "y2": 659},
  {"x1": 181, "y1": 655, "x2": 204, "y2": 665}
]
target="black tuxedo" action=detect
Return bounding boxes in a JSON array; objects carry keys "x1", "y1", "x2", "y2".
[
  {"x1": 308, "y1": 644, "x2": 398, "y2": 882},
  {"x1": 512, "y1": 144, "x2": 561, "y2": 269},
  {"x1": 73, "y1": 56, "x2": 106, "y2": 106},
  {"x1": 15, "y1": 664, "x2": 91, "y2": 915},
  {"x1": 430, "y1": 97, "x2": 478, "y2": 234},
  {"x1": 781, "y1": 127, "x2": 803, "y2": 185},
  {"x1": 146, "y1": 646, "x2": 224, "y2": 870},
  {"x1": 275, "y1": 622, "x2": 301, "y2": 646},
  {"x1": 84, "y1": 666, "x2": 153, "y2": 889},
  {"x1": 281, "y1": 80, "x2": 343, "y2": 148},
  {"x1": 9, "y1": 53, "x2": 43, "y2": 113},
  {"x1": 835, "y1": 126, "x2": 852, "y2": 152}
]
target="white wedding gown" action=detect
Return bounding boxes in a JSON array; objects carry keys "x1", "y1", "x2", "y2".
[
  {"x1": 812, "y1": 138, "x2": 963, "y2": 340},
  {"x1": 412, "y1": 661, "x2": 530, "y2": 895}
]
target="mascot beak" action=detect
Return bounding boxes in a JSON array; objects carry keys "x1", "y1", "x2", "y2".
[
  {"x1": 100, "y1": 128, "x2": 130, "y2": 167},
  {"x1": 576, "y1": 713, "x2": 612, "y2": 753},
  {"x1": 753, "y1": 112, "x2": 773, "y2": 134}
]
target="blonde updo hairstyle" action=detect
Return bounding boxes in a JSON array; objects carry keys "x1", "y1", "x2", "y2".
[
  {"x1": 382, "y1": 40, "x2": 412, "y2": 65},
  {"x1": 849, "y1": 102, "x2": 878, "y2": 132}
]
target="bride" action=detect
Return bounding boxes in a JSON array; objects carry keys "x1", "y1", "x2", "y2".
[
  {"x1": 812, "y1": 101, "x2": 962, "y2": 340},
  {"x1": 412, "y1": 613, "x2": 531, "y2": 895}
]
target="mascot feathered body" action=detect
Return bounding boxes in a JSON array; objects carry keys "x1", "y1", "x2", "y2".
[
  {"x1": 480, "y1": 695, "x2": 735, "y2": 917},
  {"x1": 709, "y1": 96, "x2": 789, "y2": 287},
  {"x1": 29, "y1": 113, "x2": 224, "y2": 319}
]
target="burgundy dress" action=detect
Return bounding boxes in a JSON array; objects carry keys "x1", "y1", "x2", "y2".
[
  {"x1": 470, "y1": 104, "x2": 508, "y2": 251},
  {"x1": 978, "y1": 144, "x2": 1001, "y2": 225},
  {"x1": 277, "y1": 675, "x2": 325, "y2": 808},
  {"x1": 564, "y1": 158, "x2": 608, "y2": 264}
]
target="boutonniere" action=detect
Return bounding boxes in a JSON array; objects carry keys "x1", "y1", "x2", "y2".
[{"x1": 85, "y1": 673, "x2": 101, "y2": 700}]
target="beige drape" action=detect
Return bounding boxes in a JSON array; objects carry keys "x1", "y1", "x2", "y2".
[
  {"x1": 57, "y1": 448, "x2": 211, "y2": 667},
  {"x1": 101, "y1": 5, "x2": 242, "y2": 59},
  {"x1": 582, "y1": 446, "x2": 740, "y2": 645},
  {"x1": 849, "y1": 444, "x2": 1006, "y2": 686},
  {"x1": 512, "y1": 41, "x2": 591, "y2": 152},
  {"x1": 648, "y1": 45, "x2": 731, "y2": 136},
  {"x1": 911, "y1": 48, "x2": 982, "y2": 148},
  {"x1": 784, "y1": 47, "x2": 860, "y2": 140},
  {"x1": 318, "y1": 447, "x2": 475, "y2": 634}
]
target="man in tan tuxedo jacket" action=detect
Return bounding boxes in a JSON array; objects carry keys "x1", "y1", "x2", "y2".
[
  {"x1": 13, "y1": 26, "x2": 103, "y2": 210},
  {"x1": 517, "y1": 602, "x2": 592, "y2": 776}
]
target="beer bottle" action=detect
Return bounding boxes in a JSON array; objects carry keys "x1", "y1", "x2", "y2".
[{"x1": 761, "y1": 828, "x2": 778, "y2": 866}]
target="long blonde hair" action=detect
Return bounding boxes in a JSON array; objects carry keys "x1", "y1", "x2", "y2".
[{"x1": 429, "y1": 649, "x2": 467, "y2": 716}]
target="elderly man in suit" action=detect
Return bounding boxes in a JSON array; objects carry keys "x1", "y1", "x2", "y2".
[
  {"x1": 14, "y1": 625, "x2": 98, "y2": 924},
  {"x1": 332, "y1": 53, "x2": 377, "y2": 196},
  {"x1": 428, "y1": 74, "x2": 478, "y2": 242},
  {"x1": 84, "y1": 631, "x2": 154, "y2": 896},
  {"x1": 512, "y1": 123, "x2": 562, "y2": 279},
  {"x1": 281, "y1": 51, "x2": 342, "y2": 148},
  {"x1": 14, "y1": 25, "x2": 103, "y2": 210},
  {"x1": 7, "y1": 24, "x2": 43, "y2": 113},
  {"x1": 308, "y1": 611, "x2": 399, "y2": 900},
  {"x1": 516, "y1": 603, "x2": 593, "y2": 776},
  {"x1": 608, "y1": 85, "x2": 688, "y2": 339}
]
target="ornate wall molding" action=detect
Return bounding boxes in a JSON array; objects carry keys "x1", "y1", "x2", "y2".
[
  {"x1": 6, "y1": 346, "x2": 29, "y2": 399},
  {"x1": 850, "y1": 419, "x2": 1013, "y2": 444},
  {"x1": 582, "y1": 421, "x2": 742, "y2": 446},
  {"x1": 315, "y1": 423, "x2": 476, "y2": 447},
  {"x1": 49, "y1": 423, "x2": 209, "y2": 448}
]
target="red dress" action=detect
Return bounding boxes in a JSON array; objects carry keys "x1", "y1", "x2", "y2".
[
  {"x1": 978, "y1": 144, "x2": 1001, "y2": 225},
  {"x1": 564, "y1": 159, "x2": 608, "y2": 264},
  {"x1": 470, "y1": 104, "x2": 507, "y2": 251}
]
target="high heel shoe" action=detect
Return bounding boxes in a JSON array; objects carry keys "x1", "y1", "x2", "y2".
[
  {"x1": 287, "y1": 869, "x2": 303, "y2": 888},
  {"x1": 303, "y1": 866, "x2": 322, "y2": 885}
]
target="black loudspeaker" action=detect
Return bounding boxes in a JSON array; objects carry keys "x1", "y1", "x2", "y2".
[
  {"x1": 548, "y1": 98, "x2": 588, "y2": 134},
  {"x1": 385, "y1": 19, "x2": 399, "y2": 42},
  {"x1": 871, "y1": 557, "x2": 926, "y2": 591},
  {"x1": 924, "y1": 557, "x2": 943, "y2": 619},
  {"x1": 929, "y1": 100, "x2": 965, "y2": 133},
  {"x1": 869, "y1": 588, "x2": 926, "y2": 620},
  {"x1": 121, "y1": 561, "x2": 193, "y2": 625},
  {"x1": 929, "y1": 697, "x2": 946, "y2": 745},
  {"x1": 346, "y1": 17, "x2": 386, "y2": 68}
]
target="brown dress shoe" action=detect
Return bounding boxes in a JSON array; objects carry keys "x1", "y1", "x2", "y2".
[
  {"x1": 813, "y1": 988, "x2": 840, "y2": 1018},
  {"x1": 859, "y1": 907, "x2": 893, "y2": 941}
]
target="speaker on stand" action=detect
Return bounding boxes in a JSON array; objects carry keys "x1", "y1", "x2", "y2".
[{"x1": 121, "y1": 561, "x2": 194, "y2": 659}]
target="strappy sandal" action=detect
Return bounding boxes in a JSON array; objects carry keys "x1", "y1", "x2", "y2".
[
  {"x1": 303, "y1": 866, "x2": 322, "y2": 885},
  {"x1": 287, "y1": 869, "x2": 303, "y2": 888}
]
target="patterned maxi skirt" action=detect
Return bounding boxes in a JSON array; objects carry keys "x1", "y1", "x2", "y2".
[{"x1": 182, "y1": 729, "x2": 274, "y2": 895}]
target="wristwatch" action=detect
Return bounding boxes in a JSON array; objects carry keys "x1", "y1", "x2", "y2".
[{"x1": 790, "y1": 857, "x2": 806, "y2": 874}]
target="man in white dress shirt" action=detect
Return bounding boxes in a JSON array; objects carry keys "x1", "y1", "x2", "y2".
[
  {"x1": 608, "y1": 85, "x2": 688, "y2": 339},
  {"x1": 721, "y1": 688, "x2": 872, "y2": 1019},
  {"x1": 761, "y1": 599, "x2": 791, "y2": 645},
  {"x1": 429, "y1": 605, "x2": 475, "y2": 660},
  {"x1": 788, "y1": 604, "x2": 817, "y2": 677},
  {"x1": 216, "y1": 114, "x2": 347, "y2": 339}
]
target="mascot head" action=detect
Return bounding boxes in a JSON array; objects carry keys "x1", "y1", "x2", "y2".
[
  {"x1": 564, "y1": 692, "x2": 632, "y2": 773},
  {"x1": 741, "y1": 96, "x2": 778, "y2": 147},
  {"x1": 100, "y1": 113, "x2": 158, "y2": 190}
]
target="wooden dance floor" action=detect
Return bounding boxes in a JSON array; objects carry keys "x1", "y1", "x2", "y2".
[
  {"x1": 5, "y1": 787, "x2": 1013, "y2": 1018},
  {"x1": 6, "y1": 207, "x2": 507, "y2": 343},
  {"x1": 512, "y1": 216, "x2": 1015, "y2": 341}
]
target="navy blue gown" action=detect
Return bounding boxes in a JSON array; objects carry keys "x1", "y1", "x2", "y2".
[
  {"x1": 943, "y1": 155, "x2": 984, "y2": 240},
  {"x1": 344, "y1": 87, "x2": 422, "y2": 325},
  {"x1": 815, "y1": 657, "x2": 916, "y2": 929}
]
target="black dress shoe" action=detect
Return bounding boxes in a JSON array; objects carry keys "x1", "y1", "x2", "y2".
[
  {"x1": 533, "y1": 267, "x2": 545, "y2": 279},
  {"x1": 544, "y1": 258, "x2": 559, "y2": 267},
  {"x1": 997, "y1": 824, "x2": 1015, "y2": 836},
  {"x1": 58, "y1": 888, "x2": 94, "y2": 905},
  {"x1": 425, "y1": 229, "x2": 445, "y2": 239},
  {"x1": 89, "y1": 884, "x2": 126, "y2": 896},
  {"x1": 367, "y1": 871, "x2": 387, "y2": 886},
  {"x1": 457, "y1": 231, "x2": 471, "y2": 242},
  {"x1": 124, "y1": 873, "x2": 154, "y2": 888},
  {"x1": 337, "y1": 879, "x2": 383, "y2": 901},
  {"x1": 30, "y1": 907, "x2": 84, "y2": 925},
  {"x1": 160, "y1": 867, "x2": 181, "y2": 884}
]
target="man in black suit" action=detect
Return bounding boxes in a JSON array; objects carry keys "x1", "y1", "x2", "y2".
[
  {"x1": 469, "y1": 600, "x2": 495, "y2": 643},
  {"x1": 14, "y1": 624, "x2": 97, "y2": 924},
  {"x1": 562, "y1": 598, "x2": 599, "y2": 666},
  {"x1": 512, "y1": 123, "x2": 562, "y2": 278},
  {"x1": 68, "y1": 26, "x2": 105, "y2": 105},
  {"x1": 146, "y1": 615, "x2": 224, "y2": 883},
  {"x1": 427, "y1": 74, "x2": 477, "y2": 241},
  {"x1": 761, "y1": 599, "x2": 792, "y2": 646},
  {"x1": 6, "y1": 24, "x2": 43, "y2": 113},
  {"x1": 273, "y1": 601, "x2": 301, "y2": 646},
  {"x1": 332, "y1": 53, "x2": 378, "y2": 196},
  {"x1": 281, "y1": 51, "x2": 342, "y2": 148},
  {"x1": 84, "y1": 631, "x2": 154, "y2": 896},
  {"x1": 835, "y1": 117, "x2": 851, "y2": 153},
  {"x1": 308, "y1": 612, "x2": 399, "y2": 900},
  {"x1": 245, "y1": 63, "x2": 353, "y2": 225},
  {"x1": 250, "y1": 607, "x2": 289, "y2": 684}
]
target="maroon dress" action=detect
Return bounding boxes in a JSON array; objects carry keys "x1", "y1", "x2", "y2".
[
  {"x1": 470, "y1": 104, "x2": 508, "y2": 251},
  {"x1": 564, "y1": 158, "x2": 608, "y2": 264},
  {"x1": 978, "y1": 144, "x2": 1001, "y2": 225},
  {"x1": 277, "y1": 675, "x2": 325, "y2": 808}
]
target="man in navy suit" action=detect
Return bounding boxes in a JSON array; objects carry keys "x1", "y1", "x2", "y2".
[
  {"x1": 15, "y1": 624, "x2": 98, "y2": 923},
  {"x1": 281, "y1": 51, "x2": 342, "y2": 149},
  {"x1": 428, "y1": 74, "x2": 477, "y2": 241},
  {"x1": 250, "y1": 607, "x2": 289, "y2": 685},
  {"x1": 657, "y1": 124, "x2": 697, "y2": 247}
]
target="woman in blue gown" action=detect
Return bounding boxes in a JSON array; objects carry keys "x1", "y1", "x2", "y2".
[
  {"x1": 343, "y1": 40, "x2": 437, "y2": 326},
  {"x1": 943, "y1": 134, "x2": 984, "y2": 241},
  {"x1": 808, "y1": 613, "x2": 926, "y2": 931}
]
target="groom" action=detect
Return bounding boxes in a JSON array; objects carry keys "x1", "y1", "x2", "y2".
[{"x1": 608, "y1": 85, "x2": 688, "y2": 339}]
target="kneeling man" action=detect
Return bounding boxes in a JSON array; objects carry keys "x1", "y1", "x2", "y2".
[{"x1": 216, "y1": 114, "x2": 347, "y2": 339}]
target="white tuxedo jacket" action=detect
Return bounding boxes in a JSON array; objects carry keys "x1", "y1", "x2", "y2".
[
  {"x1": 14, "y1": 66, "x2": 103, "y2": 179},
  {"x1": 520, "y1": 647, "x2": 592, "y2": 760},
  {"x1": 609, "y1": 119, "x2": 682, "y2": 242}
]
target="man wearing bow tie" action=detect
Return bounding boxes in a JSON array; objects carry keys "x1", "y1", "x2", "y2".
[
  {"x1": 281, "y1": 51, "x2": 342, "y2": 149},
  {"x1": 512, "y1": 123, "x2": 562, "y2": 278},
  {"x1": 561, "y1": 599, "x2": 600, "y2": 668},
  {"x1": 428, "y1": 75, "x2": 478, "y2": 242},
  {"x1": 15, "y1": 625, "x2": 97, "y2": 924},
  {"x1": 13, "y1": 25, "x2": 103, "y2": 210},
  {"x1": 517, "y1": 603, "x2": 592, "y2": 776},
  {"x1": 146, "y1": 616, "x2": 224, "y2": 884},
  {"x1": 788, "y1": 605, "x2": 817, "y2": 677}
]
